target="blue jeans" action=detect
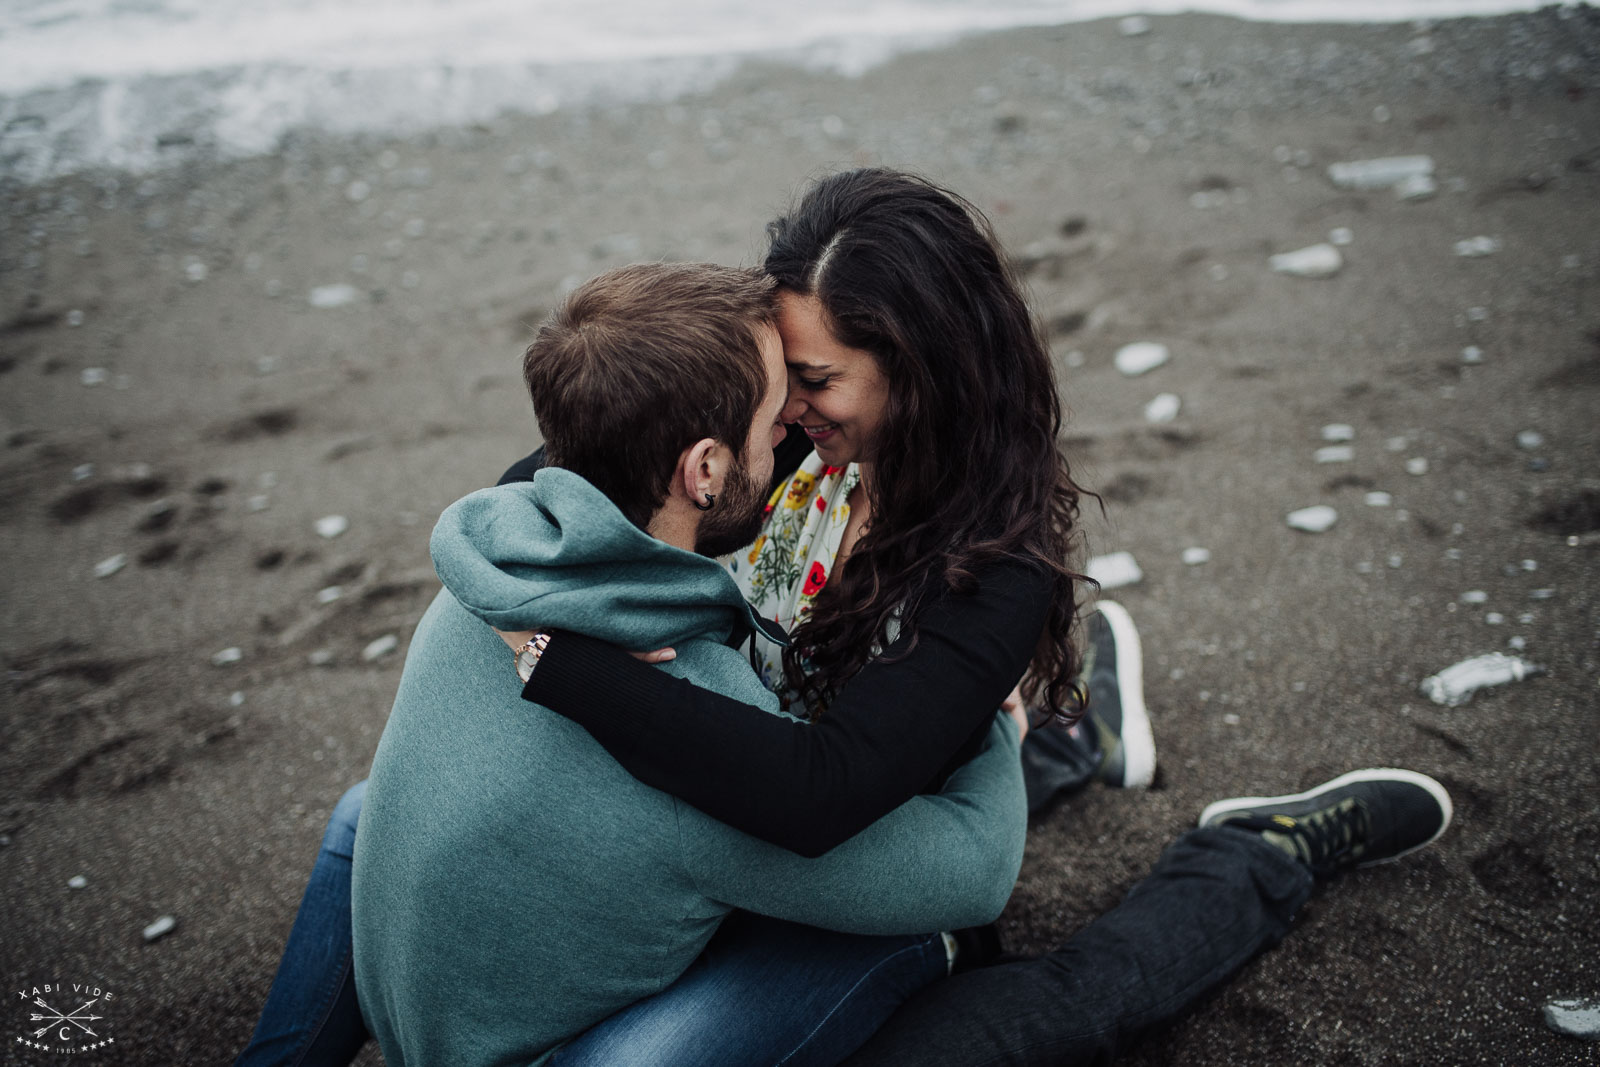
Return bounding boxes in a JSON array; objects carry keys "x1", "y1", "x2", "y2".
[
  {"x1": 239, "y1": 786, "x2": 1312, "y2": 1067},
  {"x1": 235, "y1": 781, "x2": 947, "y2": 1066}
]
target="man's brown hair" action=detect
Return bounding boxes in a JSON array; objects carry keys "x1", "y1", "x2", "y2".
[{"x1": 523, "y1": 262, "x2": 778, "y2": 529}]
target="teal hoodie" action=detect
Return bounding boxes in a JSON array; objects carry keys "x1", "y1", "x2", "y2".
[{"x1": 351, "y1": 468, "x2": 1027, "y2": 1067}]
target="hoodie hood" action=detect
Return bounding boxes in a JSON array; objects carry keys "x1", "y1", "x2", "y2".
[{"x1": 430, "y1": 467, "x2": 771, "y2": 651}]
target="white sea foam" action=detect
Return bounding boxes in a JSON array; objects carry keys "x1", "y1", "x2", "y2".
[{"x1": 0, "y1": 0, "x2": 1560, "y2": 183}]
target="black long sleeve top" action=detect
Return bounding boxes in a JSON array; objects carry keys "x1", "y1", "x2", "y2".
[{"x1": 498, "y1": 431, "x2": 1049, "y2": 858}]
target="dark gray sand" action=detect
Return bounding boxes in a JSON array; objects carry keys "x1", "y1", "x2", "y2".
[{"x1": 3, "y1": 9, "x2": 1598, "y2": 1065}]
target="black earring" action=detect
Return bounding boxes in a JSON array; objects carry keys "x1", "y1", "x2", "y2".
[{"x1": 694, "y1": 494, "x2": 716, "y2": 512}]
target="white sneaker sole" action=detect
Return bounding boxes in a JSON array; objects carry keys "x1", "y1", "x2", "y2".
[
  {"x1": 1095, "y1": 600, "x2": 1154, "y2": 788},
  {"x1": 1197, "y1": 767, "x2": 1454, "y2": 866}
]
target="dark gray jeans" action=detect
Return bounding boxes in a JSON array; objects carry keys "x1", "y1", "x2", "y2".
[{"x1": 842, "y1": 827, "x2": 1315, "y2": 1067}]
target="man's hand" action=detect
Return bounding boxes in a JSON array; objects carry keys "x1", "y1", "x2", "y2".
[{"x1": 491, "y1": 628, "x2": 675, "y2": 664}]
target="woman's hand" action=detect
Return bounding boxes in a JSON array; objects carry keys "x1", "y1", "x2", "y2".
[
  {"x1": 492, "y1": 628, "x2": 675, "y2": 664},
  {"x1": 1000, "y1": 683, "x2": 1029, "y2": 744}
]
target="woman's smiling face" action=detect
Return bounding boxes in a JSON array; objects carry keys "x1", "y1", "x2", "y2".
[{"x1": 776, "y1": 291, "x2": 891, "y2": 469}]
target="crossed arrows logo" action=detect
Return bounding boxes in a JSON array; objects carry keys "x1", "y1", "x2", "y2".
[{"x1": 29, "y1": 995, "x2": 102, "y2": 1039}]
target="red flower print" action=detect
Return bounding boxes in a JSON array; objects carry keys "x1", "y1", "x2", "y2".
[
  {"x1": 802, "y1": 561, "x2": 828, "y2": 597},
  {"x1": 816, "y1": 496, "x2": 826, "y2": 511}
]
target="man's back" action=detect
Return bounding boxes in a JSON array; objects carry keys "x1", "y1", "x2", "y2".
[{"x1": 352, "y1": 471, "x2": 1027, "y2": 1067}]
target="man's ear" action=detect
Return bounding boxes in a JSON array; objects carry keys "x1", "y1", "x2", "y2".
[{"x1": 673, "y1": 437, "x2": 723, "y2": 508}]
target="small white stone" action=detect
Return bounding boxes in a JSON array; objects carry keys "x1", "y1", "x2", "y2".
[
  {"x1": 211, "y1": 646, "x2": 243, "y2": 666},
  {"x1": 1321, "y1": 423, "x2": 1355, "y2": 442},
  {"x1": 1328, "y1": 227, "x2": 1354, "y2": 246},
  {"x1": 66, "y1": 308, "x2": 85, "y2": 327},
  {"x1": 1143, "y1": 393, "x2": 1181, "y2": 423},
  {"x1": 1522, "y1": 559, "x2": 1538, "y2": 572},
  {"x1": 1086, "y1": 551, "x2": 1143, "y2": 590},
  {"x1": 229, "y1": 690, "x2": 246, "y2": 707},
  {"x1": 1327, "y1": 155, "x2": 1433, "y2": 190},
  {"x1": 1118, "y1": 15, "x2": 1152, "y2": 35},
  {"x1": 1388, "y1": 554, "x2": 1404, "y2": 568},
  {"x1": 1394, "y1": 173, "x2": 1438, "y2": 201},
  {"x1": 1461, "y1": 345, "x2": 1483, "y2": 364},
  {"x1": 1315, "y1": 445, "x2": 1353, "y2": 464},
  {"x1": 1516, "y1": 430, "x2": 1545, "y2": 450},
  {"x1": 72, "y1": 463, "x2": 95, "y2": 481},
  {"x1": 1529, "y1": 588, "x2": 1555, "y2": 600},
  {"x1": 247, "y1": 494, "x2": 270, "y2": 511},
  {"x1": 315, "y1": 515, "x2": 349, "y2": 539},
  {"x1": 1384, "y1": 436, "x2": 1408, "y2": 452},
  {"x1": 1207, "y1": 263, "x2": 1229, "y2": 282},
  {"x1": 1454, "y1": 235, "x2": 1501, "y2": 257},
  {"x1": 67, "y1": 875, "x2": 88, "y2": 890},
  {"x1": 1114, "y1": 342, "x2": 1169, "y2": 377},
  {"x1": 1508, "y1": 635, "x2": 1527, "y2": 651},
  {"x1": 1542, "y1": 998, "x2": 1600, "y2": 1036},
  {"x1": 1485, "y1": 612, "x2": 1505, "y2": 625},
  {"x1": 309, "y1": 284, "x2": 360, "y2": 309},
  {"x1": 1406, "y1": 457, "x2": 1429, "y2": 476},
  {"x1": 1222, "y1": 713, "x2": 1241, "y2": 726},
  {"x1": 1466, "y1": 306, "x2": 1489, "y2": 322},
  {"x1": 1356, "y1": 561, "x2": 1375, "y2": 573},
  {"x1": 81, "y1": 367, "x2": 108, "y2": 386},
  {"x1": 142, "y1": 915, "x2": 177, "y2": 942},
  {"x1": 1372, "y1": 104, "x2": 1393, "y2": 122},
  {"x1": 1461, "y1": 590, "x2": 1489, "y2": 604},
  {"x1": 1269, "y1": 243, "x2": 1342, "y2": 278},
  {"x1": 185, "y1": 260, "x2": 208, "y2": 282},
  {"x1": 362, "y1": 634, "x2": 400, "y2": 661},
  {"x1": 93, "y1": 554, "x2": 127, "y2": 578},
  {"x1": 317, "y1": 586, "x2": 344, "y2": 604},
  {"x1": 1286, "y1": 505, "x2": 1338, "y2": 533},
  {"x1": 1181, "y1": 547, "x2": 1211, "y2": 566},
  {"x1": 308, "y1": 648, "x2": 336, "y2": 666},
  {"x1": 1365, "y1": 492, "x2": 1393, "y2": 507}
]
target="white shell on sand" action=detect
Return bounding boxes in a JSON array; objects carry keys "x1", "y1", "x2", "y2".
[
  {"x1": 1544, "y1": 997, "x2": 1600, "y2": 1040},
  {"x1": 1113, "y1": 342, "x2": 1169, "y2": 377},
  {"x1": 68, "y1": 875, "x2": 88, "y2": 890},
  {"x1": 1143, "y1": 393, "x2": 1181, "y2": 423},
  {"x1": 143, "y1": 915, "x2": 177, "y2": 942},
  {"x1": 1270, "y1": 243, "x2": 1342, "y2": 278},
  {"x1": 1420, "y1": 652, "x2": 1541, "y2": 707},
  {"x1": 1086, "y1": 551, "x2": 1143, "y2": 589},
  {"x1": 1286, "y1": 505, "x2": 1338, "y2": 533}
]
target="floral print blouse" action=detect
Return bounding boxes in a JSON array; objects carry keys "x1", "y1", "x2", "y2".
[{"x1": 721, "y1": 451, "x2": 859, "y2": 714}]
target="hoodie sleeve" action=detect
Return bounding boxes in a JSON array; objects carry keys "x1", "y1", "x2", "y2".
[{"x1": 677, "y1": 712, "x2": 1026, "y2": 935}]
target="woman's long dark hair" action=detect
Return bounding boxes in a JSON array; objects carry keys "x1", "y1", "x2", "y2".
[{"x1": 766, "y1": 168, "x2": 1094, "y2": 720}]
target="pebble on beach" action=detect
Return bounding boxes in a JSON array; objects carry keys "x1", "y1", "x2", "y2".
[
  {"x1": 211, "y1": 646, "x2": 243, "y2": 666},
  {"x1": 93, "y1": 553, "x2": 127, "y2": 579},
  {"x1": 1365, "y1": 492, "x2": 1393, "y2": 507},
  {"x1": 1181, "y1": 547, "x2": 1211, "y2": 566},
  {"x1": 309, "y1": 284, "x2": 361, "y2": 309},
  {"x1": 1454, "y1": 236, "x2": 1501, "y2": 257},
  {"x1": 1321, "y1": 423, "x2": 1355, "y2": 442},
  {"x1": 1327, "y1": 155, "x2": 1433, "y2": 190},
  {"x1": 67, "y1": 875, "x2": 88, "y2": 890},
  {"x1": 1421, "y1": 652, "x2": 1542, "y2": 707},
  {"x1": 1086, "y1": 551, "x2": 1143, "y2": 590},
  {"x1": 1269, "y1": 243, "x2": 1342, "y2": 278},
  {"x1": 142, "y1": 915, "x2": 177, "y2": 943},
  {"x1": 1516, "y1": 430, "x2": 1545, "y2": 451},
  {"x1": 1544, "y1": 997, "x2": 1600, "y2": 1041},
  {"x1": 1315, "y1": 445, "x2": 1354, "y2": 464},
  {"x1": 315, "y1": 515, "x2": 349, "y2": 539},
  {"x1": 1462, "y1": 345, "x2": 1484, "y2": 364},
  {"x1": 1144, "y1": 393, "x2": 1181, "y2": 423},
  {"x1": 1286, "y1": 505, "x2": 1338, "y2": 533},
  {"x1": 362, "y1": 634, "x2": 399, "y2": 661},
  {"x1": 1406, "y1": 457, "x2": 1429, "y2": 475},
  {"x1": 1114, "y1": 342, "x2": 1169, "y2": 377},
  {"x1": 1394, "y1": 173, "x2": 1439, "y2": 200}
]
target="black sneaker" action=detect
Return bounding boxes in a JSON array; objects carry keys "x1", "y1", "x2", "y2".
[
  {"x1": 1081, "y1": 600, "x2": 1154, "y2": 788},
  {"x1": 1198, "y1": 769, "x2": 1453, "y2": 877}
]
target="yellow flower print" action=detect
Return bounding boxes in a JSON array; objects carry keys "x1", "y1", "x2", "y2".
[
  {"x1": 783, "y1": 471, "x2": 817, "y2": 509},
  {"x1": 747, "y1": 535, "x2": 767, "y2": 565}
]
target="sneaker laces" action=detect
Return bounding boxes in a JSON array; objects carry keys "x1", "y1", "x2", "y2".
[{"x1": 1273, "y1": 798, "x2": 1370, "y2": 875}]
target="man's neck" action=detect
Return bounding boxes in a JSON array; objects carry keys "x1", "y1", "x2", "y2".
[{"x1": 645, "y1": 499, "x2": 699, "y2": 554}]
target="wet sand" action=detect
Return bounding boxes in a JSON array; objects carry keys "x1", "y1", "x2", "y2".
[{"x1": 2, "y1": 8, "x2": 1598, "y2": 1064}]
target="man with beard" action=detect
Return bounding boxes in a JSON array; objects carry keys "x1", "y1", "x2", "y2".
[{"x1": 349, "y1": 262, "x2": 1027, "y2": 1067}]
